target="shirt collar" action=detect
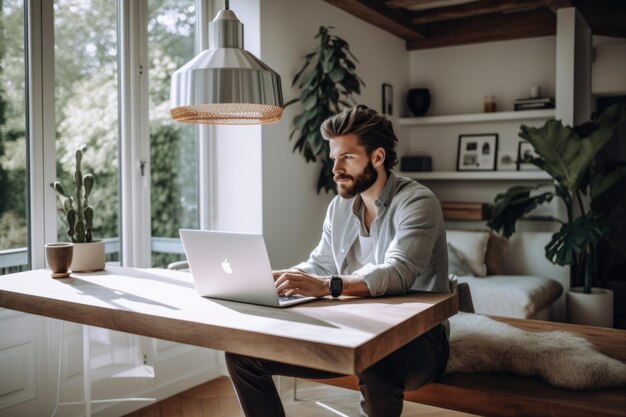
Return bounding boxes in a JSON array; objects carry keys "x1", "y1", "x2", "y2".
[{"x1": 351, "y1": 171, "x2": 397, "y2": 214}]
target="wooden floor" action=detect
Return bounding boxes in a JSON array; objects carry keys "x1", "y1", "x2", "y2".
[{"x1": 123, "y1": 376, "x2": 478, "y2": 417}]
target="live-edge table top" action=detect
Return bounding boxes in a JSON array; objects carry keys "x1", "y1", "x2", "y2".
[{"x1": 0, "y1": 266, "x2": 458, "y2": 374}]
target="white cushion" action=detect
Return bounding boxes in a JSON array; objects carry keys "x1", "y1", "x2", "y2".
[
  {"x1": 446, "y1": 230, "x2": 490, "y2": 277},
  {"x1": 457, "y1": 275, "x2": 563, "y2": 318}
]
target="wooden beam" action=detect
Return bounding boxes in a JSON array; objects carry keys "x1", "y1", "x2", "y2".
[
  {"x1": 545, "y1": 0, "x2": 572, "y2": 13},
  {"x1": 386, "y1": 0, "x2": 450, "y2": 8},
  {"x1": 411, "y1": 0, "x2": 548, "y2": 25},
  {"x1": 323, "y1": 0, "x2": 427, "y2": 41},
  {"x1": 407, "y1": 9, "x2": 556, "y2": 50}
]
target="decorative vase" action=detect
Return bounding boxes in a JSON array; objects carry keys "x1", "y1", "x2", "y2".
[
  {"x1": 566, "y1": 287, "x2": 614, "y2": 328},
  {"x1": 71, "y1": 240, "x2": 106, "y2": 272},
  {"x1": 407, "y1": 88, "x2": 431, "y2": 117}
]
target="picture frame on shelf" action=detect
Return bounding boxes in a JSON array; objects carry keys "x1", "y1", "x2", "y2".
[
  {"x1": 456, "y1": 133, "x2": 498, "y2": 171},
  {"x1": 517, "y1": 140, "x2": 541, "y2": 170},
  {"x1": 382, "y1": 83, "x2": 393, "y2": 115},
  {"x1": 497, "y1": 150, "x2": 517, "y2": 171}
]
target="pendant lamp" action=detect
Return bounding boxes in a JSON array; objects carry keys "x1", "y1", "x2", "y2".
[{"x1": 170, "y1": 1, "x2": 283, "y2": 125}]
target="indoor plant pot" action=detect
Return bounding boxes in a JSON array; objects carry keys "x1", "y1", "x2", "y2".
[
  {"x1": 566, "y1": 287, "x2": 614, "y2": 327},
  {"x1": 50, "y1": 145, "x2": 105, "y2": 272},
  {"x1": 71, "y1": 240, "x2": 105, "y2": 272}
]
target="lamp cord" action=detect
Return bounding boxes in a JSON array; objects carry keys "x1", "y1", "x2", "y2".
[{"x1": 225, "y1": 0, "x2": 229, "y2": 10}]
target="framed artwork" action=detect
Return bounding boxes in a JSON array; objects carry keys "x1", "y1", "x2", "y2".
[
  {"x1": 497, "y1": 150, "x2": 517, "y2": 171},
  {"x1": 456, "y1": 133, "x2": 498, "y2": 171},
  {"x1": 382, "y1": 83, "x2": 393, "y2": 115},
  {"x1": 517, "y1": 141, "x2": 541, "y2": 170}
]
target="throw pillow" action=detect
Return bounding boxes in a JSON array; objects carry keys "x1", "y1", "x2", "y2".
[
  {"x1": 446, "y1": 230, "x2": 490, "y2": 277},
  {"x1": 485, "y1": 233, "x2": 508, "y2": 275},
  {"x1": 447, "y1": 242, "x2": 471, "y2": 276}
]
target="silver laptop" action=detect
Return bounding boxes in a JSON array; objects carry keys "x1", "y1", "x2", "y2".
[{"x1": 179, "y1": 229, "x2": 317, "y2": 307}]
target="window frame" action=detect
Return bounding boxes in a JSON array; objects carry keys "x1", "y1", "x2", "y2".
[{"x1": 24, "y1": 0, "x2": 213, "y2": 270}]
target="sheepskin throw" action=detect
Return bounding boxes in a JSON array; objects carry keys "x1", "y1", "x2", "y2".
[{"x1": 445, "y1": 313, "x2": 626, "y2": 390}]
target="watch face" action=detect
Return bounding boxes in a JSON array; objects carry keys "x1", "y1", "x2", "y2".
[{"x1": 331, "y1": 276, "x2": 342, "y2": 297}]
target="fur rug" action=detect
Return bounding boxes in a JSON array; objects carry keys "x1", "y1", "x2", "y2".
[{"x1": 445, "y1": 313, "x2": 626, "y2": 390}]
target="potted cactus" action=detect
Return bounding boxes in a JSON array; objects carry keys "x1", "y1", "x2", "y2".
[{"x1": 50, "y1": 145, "x2": 105, "y2": 272}]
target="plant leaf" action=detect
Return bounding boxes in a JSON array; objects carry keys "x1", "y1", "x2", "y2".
[
  {"x1": 519, "y1": 103, "x2": 626, "y2": 197},
  {"x1": 329, "y1": 67, "x2": 345, "y2": 83},
  {"x1": 487, "y1": 186, "x2": 554, "y2": 238},
  {"x1": 545, "y1": 215, "x2": 608, "y2": 266}
]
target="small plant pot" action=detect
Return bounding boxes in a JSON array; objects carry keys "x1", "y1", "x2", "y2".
[
  {"x1": 566, "y1": 287, "x2": 613, "y2": 328},
  {"x1": 71, "y1": 240, "x2": 105, "y2": 272}
]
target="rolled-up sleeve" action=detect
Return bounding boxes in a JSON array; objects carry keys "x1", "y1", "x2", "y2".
[{"x1": 357, "y1": 194, "x2": 442, "y2": 296}]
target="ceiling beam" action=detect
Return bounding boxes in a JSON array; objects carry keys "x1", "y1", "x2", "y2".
[
  {"x1": 411, "y1": 0, "x2": 548, "y2": 25},
  {"x1": 407, "y1": 8, "x2": 556, "y2": 49},
  {"x1": 323, "y1": 0, "x2": 427, "y2": 41},
  {"x1": 545, "y1": 0, "x2": 572, "y2": 13},
  {"x1": 386, "y1": 0, "x2": 451, "y2": 8}
]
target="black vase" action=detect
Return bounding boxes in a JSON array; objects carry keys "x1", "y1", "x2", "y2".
[{"x1": 407, "y1": 88, "x2": 431, "y2": 117}]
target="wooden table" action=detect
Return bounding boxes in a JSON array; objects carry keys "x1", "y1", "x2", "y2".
[{"x1": 0, "y1": 266, "x2": 458, "y2": 375}]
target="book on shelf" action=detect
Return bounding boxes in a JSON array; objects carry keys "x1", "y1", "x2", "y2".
[
  {"x1": 441, "y1": 202, "x2": 490, "y2": 221},
  {"x1": 513, "y1": 97, "x2": 555, "y2": 111},
  {"x1": 514, "y1": 101, "x2": 555, "y2": 111},
  {"x1": 514, "y1": 97, "x2": 555, "y2": 104}
]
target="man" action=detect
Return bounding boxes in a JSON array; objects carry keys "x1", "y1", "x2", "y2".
[{"x1": 226, "y1": 105, "x2": 450, "y2": 417}]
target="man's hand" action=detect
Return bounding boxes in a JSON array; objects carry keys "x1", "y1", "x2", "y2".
[{"x1": 273, "y1": 271, "x2": 330, "y2": 298}]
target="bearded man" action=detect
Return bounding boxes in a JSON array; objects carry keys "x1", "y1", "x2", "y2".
[{"x1": 226, "y1": 105, "x2": 450, "y2": 417}]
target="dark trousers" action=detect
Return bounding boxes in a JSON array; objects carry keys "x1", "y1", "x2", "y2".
[{"x1": 225, "y1": 324, "x2": 449, "y2": 417}]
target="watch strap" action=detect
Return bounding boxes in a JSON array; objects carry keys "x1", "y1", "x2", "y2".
[{"x1": 330, "y1": 275, "x2": 342, "y2": 298}]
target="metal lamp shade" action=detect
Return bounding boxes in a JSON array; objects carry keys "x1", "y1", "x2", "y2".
[{"x1": 170, "y1": 9, "x2": 283, "y2": 125}]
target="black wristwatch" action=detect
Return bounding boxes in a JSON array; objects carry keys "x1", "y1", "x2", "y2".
[{"x1": 330, "y1": 275, "x2": 342, "y2": 298}]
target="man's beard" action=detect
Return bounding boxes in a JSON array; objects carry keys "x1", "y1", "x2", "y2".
[{"x1": 335, "y1": 161, "x2": 378, "y2": 199}]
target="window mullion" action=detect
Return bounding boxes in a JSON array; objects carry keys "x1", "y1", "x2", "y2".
[
  {"x1": 119, "y1": 0, "x2": 151, "y2": 267},
  {"x1": 27, "y1": 0, "x2": 57, "y2": 269},
  {"x1": 197, "y1": 0, "x2": 214, "y2": 230}
]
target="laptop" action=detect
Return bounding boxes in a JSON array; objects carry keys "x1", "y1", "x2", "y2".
[{"x1": 179, "y1": 229, "x2": 317, "y2": 307}]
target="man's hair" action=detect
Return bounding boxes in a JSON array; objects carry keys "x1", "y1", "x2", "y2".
[{"x1": 320, "y1": 105, "x2": 398, "y2": 171}]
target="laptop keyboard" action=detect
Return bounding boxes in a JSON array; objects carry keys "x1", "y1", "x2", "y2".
[{"x1": 279, "y1": 295, "x2": 302, "y2": 301}]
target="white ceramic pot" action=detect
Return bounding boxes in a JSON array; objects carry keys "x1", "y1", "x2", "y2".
[
  {"x1": 566, "y1": 287, "x2": 614, "y2": 328},
  {"x1": 71, "y1": 240, "x2": 106, "y2": 272}
]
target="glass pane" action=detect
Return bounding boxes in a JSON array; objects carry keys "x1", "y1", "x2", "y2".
[
  {"x1": 148, "y1": 0, "x2": 198, "y2": 268},
  {"x1": 0, "y1": 0, "x2": 29, "y2": 274},
  {"x1": 53, "y1": 0, "x2": 119, "y2": 262}
]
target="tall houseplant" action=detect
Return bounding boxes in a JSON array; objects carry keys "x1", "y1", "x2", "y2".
[
  {"x1": 50, "y1": 145, "x2": 105, "y2": 271},
  {"x1": 488, "y1": 103, "x2": 626, "y2": 298},
  {"x1": 285, "y1": 26, "x2": 364, "y2": 193}
]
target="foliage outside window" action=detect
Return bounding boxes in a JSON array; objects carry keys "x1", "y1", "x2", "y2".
[{"x1": 0, "y1": 0, "x2": 28, "y2": 273}]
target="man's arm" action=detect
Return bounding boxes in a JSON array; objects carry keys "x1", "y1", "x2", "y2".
[{"x1": 274, "y1": 271, "x2": 370, "y2": 298}]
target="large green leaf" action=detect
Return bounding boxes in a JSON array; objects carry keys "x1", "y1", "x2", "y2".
[
  {"x1": 545, "y1": 215, "x2": 608, "y2": 267},
  {"x1": 487, "y1": 185, "x2": 554, "y2": 238},
  {"x1": 520, "y1": 103, "x2": 626, "y2": 198}
]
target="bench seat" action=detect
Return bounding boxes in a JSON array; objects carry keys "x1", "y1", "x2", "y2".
[{"x1": 310, "y1": 316, "x2": 626, "y2": 417}]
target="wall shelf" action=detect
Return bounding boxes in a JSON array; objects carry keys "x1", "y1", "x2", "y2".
[
  {"x1": 397, "y1": 109, "x2": 555, "y2": 126},
  {"x1": 399, "y1": 171, "x2": 552, "y2": 181}
]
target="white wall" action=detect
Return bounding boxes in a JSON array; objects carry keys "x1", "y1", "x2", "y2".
[
  {"x1": 405, "y1": 36, "x2": 561, "y2": 221},
  {"x1": 259, "y1": 0, "x2": 410, "y2": 268},
  {"x1": 408, "y1": 36, "x2": 556, "y2": 116}
]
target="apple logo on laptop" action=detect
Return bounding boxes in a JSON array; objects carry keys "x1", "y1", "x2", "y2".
[{"x1": 221, "y1": 258, "x2": 233, "y2": 274}]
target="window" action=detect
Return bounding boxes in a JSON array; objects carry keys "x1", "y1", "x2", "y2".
[
  {"x1": 148, "y1": 0, "x2": 198, "y2": 267},
  {"x1": 0, "y1": 0, "x2": 209, "y2": 274},
  {"x1": 0, "y1": 0, "x2": 28, "y2": 274},
  {"x1": 53, "y1": 0, "x2": 120, "y2": 261}
]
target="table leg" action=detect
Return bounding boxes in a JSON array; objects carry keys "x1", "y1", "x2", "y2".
[{"x1": 50, "y1": 323, "x2": 156, "y2": 417}]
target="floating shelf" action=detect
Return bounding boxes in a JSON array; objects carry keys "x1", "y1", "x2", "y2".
[
  {"x1": 397, "y1": 109, "x2": 555, "y2": 126},
  {"x1": 399, "y1": 171, "x2": 552, "y2": 181}
]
